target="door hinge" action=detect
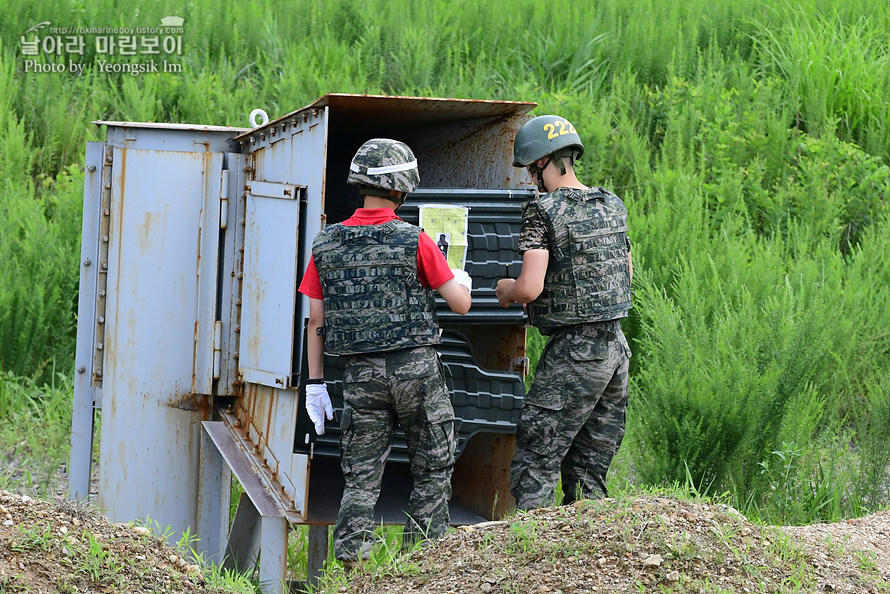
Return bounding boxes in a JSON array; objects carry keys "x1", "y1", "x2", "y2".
[{"x1": 92, "y1": 149, "x2": 114, "y2": 387}]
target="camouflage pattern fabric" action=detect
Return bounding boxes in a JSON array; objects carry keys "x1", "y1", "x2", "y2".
[
  {"x1": 520, "y1": 187, "x2": 632, "y2": 335},
  {"x1": 347, "y1": 138, "x2": 420, "y2": 194},
  {"x1": 312, "y1": 220, "x2": 440, "y2": 355},
  {"x1": 510, "y1": 321, "x2": 630, "y2": 510},
  {"x1": 333, "y1": 346, "x2": 456, "y2": 561}
]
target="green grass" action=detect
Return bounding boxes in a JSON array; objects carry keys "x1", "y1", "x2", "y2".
[
  {"x1": 10, "y1": 524, "x2": 55, "y2": 554},
  {"x1": 0, "y1": 371, "x2": 73, "y2": 496}
]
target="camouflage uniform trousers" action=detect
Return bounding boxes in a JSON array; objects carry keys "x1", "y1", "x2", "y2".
[
  {"x1": 333, "y1": 345, "x2": 456, "y2": 561},
  {"x1": 510, "y1": 320, "x2": 630, "y2": 510}
]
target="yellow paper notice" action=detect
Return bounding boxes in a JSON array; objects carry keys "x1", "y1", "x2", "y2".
[{"x1": 418, "y1": 204, "x2": 469, "y2": 270}]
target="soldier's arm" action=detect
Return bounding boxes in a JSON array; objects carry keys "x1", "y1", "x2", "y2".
[
  {"x1": 628, "y1": 251, "x2": 633, "y2": 284},
  {"x1": 496, "y1": 249, "x2": 548, "y2": 307},
  {"x1": 436, "y1": 277, "x2": 471, "y2": 315},
  {"x1": 306, "y1": 297, "x2": 325, "y2": 379},
  {"x1": 418, "y1": 229, "x2": 470, "y2": 314}
]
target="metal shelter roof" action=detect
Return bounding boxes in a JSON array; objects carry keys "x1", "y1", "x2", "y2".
[
  {"x1": 233, "y1": 93, "x2": 537, "y2": 142},
  {"x1": 94, "y1": 121, "x2": 249, "y2": 133}
]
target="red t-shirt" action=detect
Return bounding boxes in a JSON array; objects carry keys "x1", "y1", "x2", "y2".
[{"x1": 298, "y1": 208, "x2": 454, "y2": 299}]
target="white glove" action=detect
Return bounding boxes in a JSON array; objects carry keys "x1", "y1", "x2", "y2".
[
  {"x1": 451, "y1": 269, "x2": 472, "y2": 294},
  {"x1": 305, "y1": 384, "x2": 334, "y2": 435}
]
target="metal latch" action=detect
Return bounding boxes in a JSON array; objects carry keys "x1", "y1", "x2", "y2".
[
  {"x1": 219, "y1": 170, "x2": 229, "y2": 229},
  {"x1": 212, "y1": 321, "x2": 222, "y2": 380},
  {"x1": 512, "y1": 356, "x2": 530, "y2": 376}
]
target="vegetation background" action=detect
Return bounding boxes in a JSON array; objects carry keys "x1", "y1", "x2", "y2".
[{"x1": 1, "y1": 0, "x2": 889, "y2": 536}]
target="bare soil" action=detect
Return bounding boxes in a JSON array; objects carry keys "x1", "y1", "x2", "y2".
[
  {"x1": 342, "y1": 496, "x2": 890, "y2": 594},
  {"x1": 0, "y1": 491, "x2": 224, "y2": 594},
  {"x1": 2, "y1": 490, "x2": 889, "y2": 593}
]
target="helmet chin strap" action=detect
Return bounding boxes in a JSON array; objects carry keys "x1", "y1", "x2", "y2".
[
  {"x1": 529, "y1": 152, "x2": 574, "y2": 192},
  {"x1": 528, "y1": 156, "x2": 553, "y2": 193},
  {"x1": 534, "y1": 170, "x2": 547, "y2": 193}
]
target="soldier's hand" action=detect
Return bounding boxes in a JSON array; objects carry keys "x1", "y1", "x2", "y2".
[
  {"x1": 305, "y1": 384, "x2": 334, "y2": 435},
  {"x1": 496, "y1": 278, "x2": 515, "y2": 308}
]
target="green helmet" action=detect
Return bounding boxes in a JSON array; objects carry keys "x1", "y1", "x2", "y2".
[
  {"x1": 347, "y1": 138, "x2": 420, "y2": 197},
  {"x1": 512, "y1": 115, "x2": 584, "y2": 167}
]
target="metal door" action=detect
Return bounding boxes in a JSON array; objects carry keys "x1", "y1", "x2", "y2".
[
  {"x1": 96, "y1": 146, "x2": 224, "y2": 534},
  {"x1": 237, "y1": 181, "x2": 303, "y2": 389}
]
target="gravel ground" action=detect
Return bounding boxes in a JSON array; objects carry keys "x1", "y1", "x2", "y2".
[
  {"x1": 340, "y1": 496, "x2": 890, "y2": 594},
  {"x1": 0, "y1": 490, "x2": 228, "y2": 593},
  {"x1": 2, "y1": 480, "x2": 889, "y2": 593}
]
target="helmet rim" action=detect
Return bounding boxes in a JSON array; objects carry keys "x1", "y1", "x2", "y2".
[{"x1": 513, "y1": 115, "x2": 584, "y2": 168}]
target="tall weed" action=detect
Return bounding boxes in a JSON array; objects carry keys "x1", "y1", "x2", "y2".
[
  {"x1": 0, "y1": 370, "x2": 73, "y2": 496},
  {"x1": 629, "y1": 207, "x2": 890, "y2": 515},
  {"x1": 750, "y1": 5, "x2": 890, "y2": 160},
  {"x1": 854, "y1": 377, "x2": 890, "y2": 507},
  {"x1": 0, "y1": 166, "x2": 81, "y2": 380}
]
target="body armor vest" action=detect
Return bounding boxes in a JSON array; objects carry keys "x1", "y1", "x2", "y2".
[
  {"x1": 527, "y1": 187, "x2": 632, "y2": 334},
  {"x1": 312, "y1": 220, "x2": 440, "y2": 355}
]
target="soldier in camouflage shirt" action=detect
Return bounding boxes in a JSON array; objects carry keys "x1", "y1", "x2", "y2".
[
  {"x1": 298, "y1": 139, "x2": 473, "y2": 567},
  {"x1": 496, "y1": 116, "x2": 633, "y2": 510}
]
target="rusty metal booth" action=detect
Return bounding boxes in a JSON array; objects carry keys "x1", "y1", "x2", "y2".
[{"x1": 68, "y1": 93, "x2": 537, "y2": 591}]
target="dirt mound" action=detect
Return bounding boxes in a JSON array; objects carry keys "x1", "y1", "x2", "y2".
[
  {"x1": 344, "y1": 496, "x2": 890, "y2": 594},
  {"x1": 0, "y1": 491, "x2": 226, "y2": 593},
  {"x1": 3, "y1": 490, "x2": 889, "y2": 593}
]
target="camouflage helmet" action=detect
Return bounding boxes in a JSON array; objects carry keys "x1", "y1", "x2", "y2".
[
  {"x1": 347, "y1": 138, "x2": 420, "y2": 196},
  {"x1": 513, "y1": 115, "x2": 584, "y2": 167}
]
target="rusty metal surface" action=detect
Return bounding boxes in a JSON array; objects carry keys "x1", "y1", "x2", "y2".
[
  {"x1": 238, "y1": 182, "x2": 301, "y2": 390},
  {"x1": 246, "y1": 107, "x2": 328, "y2": 373},
  {"x1": 451, "y1": 432, "x2": 517, "y2": 520},
  {"x1": 233, "y1": 93, "x2": 535, "y2": 142},
  {"x1": 90, "y1": 147, "x2": 113, "y2": 385},
  {"x1": 95, "y1": 120, "x2": 249, "y2": 133},
  {"x1": 69, "y1": 142, "x2": 105, "y2": 501},
  {"x1": 306, "y1": 525, "x2": 329, "y2": 585},
  {"x1": 408, "y1": 113, "x2": 535, "y2": 189},
  {"x1": 100, "y1": 122, "x2": 244, "y2": 154},
  {"x1": 203, "y1": 419, "x2": 283, "y2": 518},
  {"x1": 216, "y1": 153, "x2": 248, "y2": 396},
  {"x1": 234, "y1": 385, "x2": 304, "y2": 516},
  {"x1": 193, "y1": 152, "x2": 225, "y2": 396},
  {"x1": 96, "y1": 145, "x2": 219, "y2": 536},
  {"x1": 450, "y1": 325, "x2": 528, "y2": 375},
  {"x1": 197, "y1": 426, "x2": 231, "y2": 565}
]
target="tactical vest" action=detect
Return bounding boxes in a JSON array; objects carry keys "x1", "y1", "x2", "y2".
[
  {"x1": 312, "y1": 220, "x2": 440, "y2": 355},
  {"x1": 527, "y1": 187, "x2": 632, "y2": 334}
]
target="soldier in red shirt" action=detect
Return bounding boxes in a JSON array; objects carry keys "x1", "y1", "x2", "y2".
[{"x1": 298, "y1": 139, "x2": 471, "y2": 568}]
